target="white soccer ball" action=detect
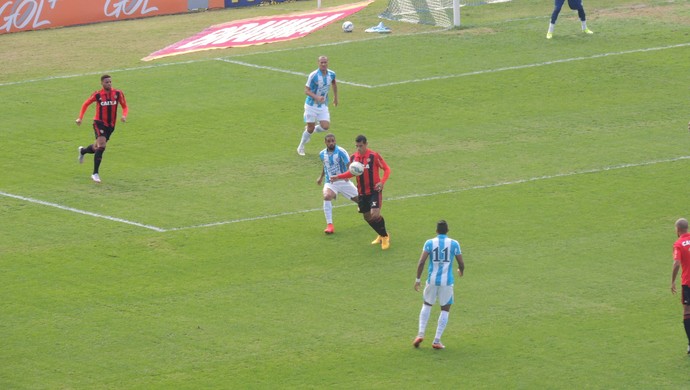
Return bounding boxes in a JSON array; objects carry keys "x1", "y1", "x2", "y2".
[
  {"x1": 342, "y1": 21, "x2": 354, "y2": 33},
  {"x1": 349, "y1": 161, "x2": 364, "y2": 176}
]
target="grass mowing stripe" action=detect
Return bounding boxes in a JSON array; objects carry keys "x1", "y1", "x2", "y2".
[
  {"x1": 174, "y1": 155, "x2": 689, "y2": 231},
  {"x1": 372, "y1": 42, "x2": 690, "y2": 88},
  {"x1": 3, "y1": 35, "x2": 687, "y2": 89},
  {"x1": 4, "y1": 156, "x2": 687, "y2": 232},
  {"x1": 0, "y1": 30, "x2": 443, "y2": 88},
  {"x1": 6, "y1": 155, "x2": 671, "y2": 232}
]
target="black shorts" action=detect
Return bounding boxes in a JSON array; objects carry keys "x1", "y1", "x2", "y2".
[
  {"x1": 92, "y1": 120, "x2": 115, "y2": 141},
  {"x1": 683, "y1": 285, "x2": 690, "y2": 305},
  {"x1": 357, "y1": 191, "x2": 382, "y2": 214}
]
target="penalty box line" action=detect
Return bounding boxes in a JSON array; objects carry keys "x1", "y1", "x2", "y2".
[
  {"x1": 3, "y1": 155, "x2": 689, "y2": 232},
  {"x1": 169, "y1": 155, "x2": 690, "y2": 231},
  {"x1": 0, "y1": 191, "x2": 166, "y2": 232},
  {"x1": 214, "y1": 42, "x2": 690, "y2": 89},
  {"x1": 4, "y1": 39, "x2": 687, "y2": 90}
]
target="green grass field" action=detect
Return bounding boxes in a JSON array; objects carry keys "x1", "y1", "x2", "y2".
[{"x1": 2, "y1": 0, "x2": 690, "y2": 387}]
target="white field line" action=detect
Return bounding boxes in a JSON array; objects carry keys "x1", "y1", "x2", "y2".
[
  {"x1": 0, "y1": 60, "x2": 205, "y2": 88},
  {"x1": 387, "y1": 155, "x2": 690, "y2": 202},
  {"x1": 0, "y1": 30, "x2": 442, "y2": 88},
  {"x1": 0, "y1": 191, "x2": 166, "y2": 232},
  {"x1": 4, "y1": 156, "x2": 688, "y2": 232},
  {"x1": 206, "y1": 42, "x2": 690, "y2": 89},
  {"x1": 3, "y1": 36, "x2": 688, "y2": 89},
  {"x1": 370, "y1": 42, "x2": 690, "y2": 88},
  {"x1": 165, "y1": 155, "x2": 690, "y2": 231},
  {"x1": 215, "y1": 58, "x2": 374, "y2": 88}
]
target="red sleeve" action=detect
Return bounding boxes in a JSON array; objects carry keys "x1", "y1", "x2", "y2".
[
  {"x1": 118, "y1": 90, "x2": 128, "y2": 117},
  {"x1": 377, "y1": 153, "x2": 391, "y2": 184},
  {"x1": 334, "y1": 154, "x2": 356, "y2": 179},
  {"x1": 335, "y1": 171, "x2": 354, "y2": 180},
  {"x1": 674, "y1": 243, "x2": 682, "y2": 261},
  {"x1": 78, "y1": 93, "x2": 97, "y2": 120}
]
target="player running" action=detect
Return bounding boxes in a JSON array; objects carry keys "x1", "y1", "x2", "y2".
[
  {"x1": 75, "y1": 74, "x2": 128, "y2": 183},
  {"x1": 297, "y1": 55, "x2": 338, "y2": 156}
]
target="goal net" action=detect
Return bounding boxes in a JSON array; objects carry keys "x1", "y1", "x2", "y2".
[{"x1": 379, "y1": 0, "x2": 510, "y2": 28}]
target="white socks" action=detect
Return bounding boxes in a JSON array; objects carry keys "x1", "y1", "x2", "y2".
[
  {"x1": 299, "y1": 129, "x2": 311, "y2": 148},
  {"x1": 418, "y1": 304, "x2": 431, "y2": 337},
  {"x1": 434, "y1": 310, "x2": 449, "y2": 344},
  {"x1": 548, "y1": 23, "x2": 555, "y2": 33},
  {"x1": 323, "y1": 200, "x2": 333, "y2": 224},
  {"x1": 314, "y1": 124, "x2": 326, "y2": 133},
  {"x1": 581, "y1": 21, "x2": 587, "y2": 30}
]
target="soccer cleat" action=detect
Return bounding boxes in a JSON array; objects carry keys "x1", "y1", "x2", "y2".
[
  {"x1": 324, "y1": 223, "x2": 334, "y2": 234},
  {"x1": 91, "y1": 173, "x2": 101, "y2": 183},
  {"x1": 78, "y1": 146, "x2": 85, "y2": 164},
  {"x1": 365, "y1": 22, "x2": 391, "y2": 33},
  {"x1": 371, "y1": 235, "x2": 382, "y2": 245},
  {"x1": 432, "y1": 342, "x2": 445, "y2": 350},
  {"x1": 413, "y1": 337, "x2": 424, "y2": 348},
  {"x1": 583, "y1": 28, "x2": 594, "y2": 34},
  {"x1": 381, "y1": 235, "x2": 390, "y2": 250},
  {"x1": 546, "y1": 32, "x2": 553, "y2": 39},
  {"x1": 297, "y1": 146, "x2": 305, "y2": 156}
]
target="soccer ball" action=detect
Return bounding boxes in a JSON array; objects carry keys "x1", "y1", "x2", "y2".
[
  {"x1": 342, "y1": 21, "x2": 354, "y2": 33},
  {"x1": 349, "y1": 161, "x2": 364, "y2": 176}
]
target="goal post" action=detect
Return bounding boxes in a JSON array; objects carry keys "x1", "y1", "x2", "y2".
[{"x1": 379, "y1": 0, "x2": 510, "y2": 28}]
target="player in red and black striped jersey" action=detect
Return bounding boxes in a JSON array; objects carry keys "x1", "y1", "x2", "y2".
[
  {"x1": 332, "y1": 135, "x2": 392, "y2": 249},
  {"x1": 671, "y1": 218, "x2": 690, "y2": 354},
  {"x1": 75, "y1": 74, "x2": 128, "y2": 183}
]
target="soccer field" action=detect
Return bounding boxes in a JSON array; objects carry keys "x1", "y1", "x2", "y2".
[{"x1": 2, "y1": 0, "x2": 690, "y2": 387}]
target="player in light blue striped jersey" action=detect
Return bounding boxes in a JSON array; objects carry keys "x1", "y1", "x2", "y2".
[
  {"x1": 413, "y1": 220, "x2": 465, "y2": 350},
  {"x1": 317, "y1": 134, "x2": 358, "y2": 234},
  {"x1": 297, "y1": 56, "x2": 338, "y2": 156}
]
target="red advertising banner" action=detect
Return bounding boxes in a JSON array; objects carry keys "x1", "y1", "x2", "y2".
[
  {"x1": 0, "y1": 0, "x2": 224, "y2": 34},
  {"x1": 142, "y1": 0, "x2": 373, "y2": 61}
]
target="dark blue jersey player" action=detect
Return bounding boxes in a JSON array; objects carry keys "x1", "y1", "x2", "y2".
[{"x1": 546, "y1": 0, "x2": 593, "y2": 39}]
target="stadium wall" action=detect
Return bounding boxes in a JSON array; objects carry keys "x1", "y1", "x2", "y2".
[{"x1": 0, "y1": 0, "x2": 227, "y2": 34}]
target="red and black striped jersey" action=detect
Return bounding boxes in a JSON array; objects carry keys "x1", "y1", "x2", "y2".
[
  {"x1": 78, "y1": 88, "x2": 128, "y2": 127},
  {"x1": 351, "y1": 149, "x2": 391, "y2": 196}
]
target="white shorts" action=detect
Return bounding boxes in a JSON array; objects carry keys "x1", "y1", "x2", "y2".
[
  {"x1": 324, "y1": 180, "x2": 358, "y2": 200},
  {"x1": 423, "y1": 284, "x2": 454, "y2": 306},
  {"x1": 304, "y1": 103, "x2": 331, "y2": 124}
]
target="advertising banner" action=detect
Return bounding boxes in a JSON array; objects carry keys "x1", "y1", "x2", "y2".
[
  {"x1": 142, "y1": 0, "x2": 373, "y2": 61},
  {"x1": 0, "y1": 0, "x2": 223, "y2": 34}
]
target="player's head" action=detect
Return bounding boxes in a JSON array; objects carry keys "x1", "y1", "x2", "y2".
[
  {"x1": 101, "y1": 74, "x2": 112, "y2": 90},
  {"x1": 355, "y1": 135, "x2": 368, "y2": 154},
  {"x1": 318, "y1": 56, "x2": 328, "y2": 71},
  {"x1": 324, "y1": 133, "x2": 336, "y2": 151},
  {"x1": 436, "y1": 220, "x2": 449, "y2": 235},
  {"x1": 676, "y1": 218, "x2": 688, "y2": 236}
]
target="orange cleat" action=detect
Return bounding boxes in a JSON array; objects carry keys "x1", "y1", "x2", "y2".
[
  {"x1": 413, "y1": 337, "x2": 424, "y2": 348},
  {"x1": 432, "y1": 342, "x2": 445, "y2": 350},
  {"x1": 324, "y1": 224, "x2": 334, "y2": 234},
  {"x1": 381, "y1": 235, "x2": 390, "y2": 250},
  {"x1": 371, "y1": 235, "x2": 382, "y2": 245}
]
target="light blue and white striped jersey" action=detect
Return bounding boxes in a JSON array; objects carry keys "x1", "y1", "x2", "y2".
[
  {"x1": 319, "y1": 145, "x2": 350, "y2": 182},
  {"x1": 305, "y1": 69, "x2": 336, "y2": 107},
  {"x1": 423, "y1": 234, "x2": 462, "y2": 286}
]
